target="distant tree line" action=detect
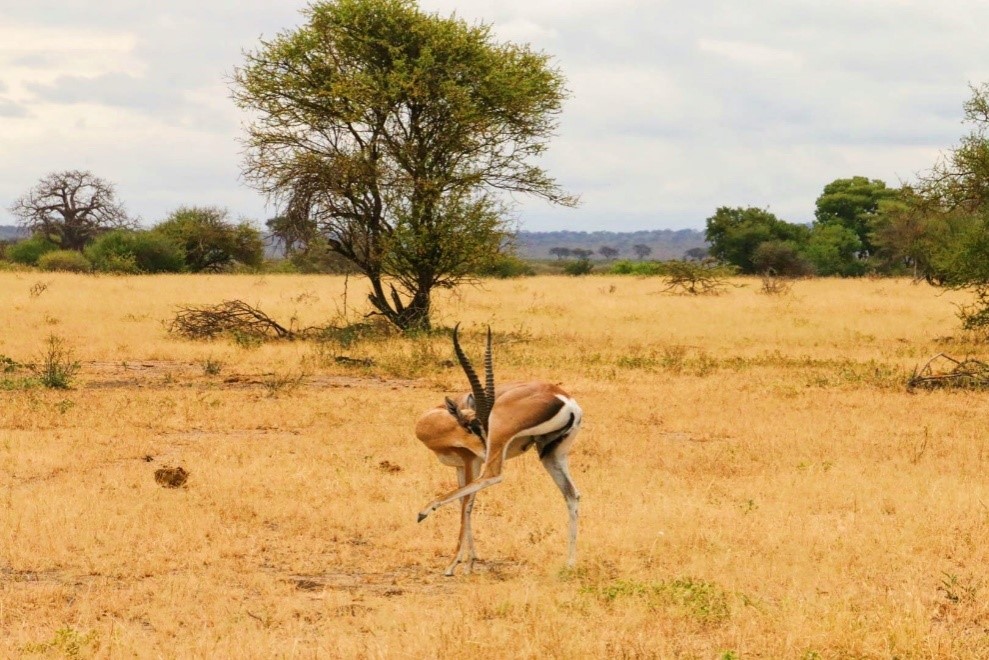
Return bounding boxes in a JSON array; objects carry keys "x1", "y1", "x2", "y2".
[
  {"x1": 522, "y1": 229, "x2": 705, "y2": 260},
  {"x1": 701, "y1": 83, "x2": 989, "y2": 330},
  {"x1": 4, "y1": 170, "x2": 265, "y2": 273},
  {"x1": 704, "y1": 176, "x2": 899, "y2": 278}
]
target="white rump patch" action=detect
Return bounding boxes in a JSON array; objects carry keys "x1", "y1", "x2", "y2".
[{"x1": 516, "y1": 395, "x2": 582, "y2": 438}]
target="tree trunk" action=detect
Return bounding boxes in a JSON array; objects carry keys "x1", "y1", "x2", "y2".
[{"x1": 365, "y1": 275, "x2": 433, "y2": 333}]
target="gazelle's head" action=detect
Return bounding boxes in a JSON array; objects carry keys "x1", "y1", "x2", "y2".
[{"x1": 447, "y1": 324, "x2": 495, "y2": 440}]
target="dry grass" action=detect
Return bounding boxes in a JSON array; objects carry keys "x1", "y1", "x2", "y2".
[{"x1": 2, "y1": 273, "x2": 989, "y2": 658}]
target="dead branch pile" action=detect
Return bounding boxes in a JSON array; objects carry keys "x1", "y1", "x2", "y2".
[
  {"x1": 169, "y1": 300, "x2": 297, "y2": 341},
  {"x1": 907, "y1": 353, "x2": 989, "y2": 391}
]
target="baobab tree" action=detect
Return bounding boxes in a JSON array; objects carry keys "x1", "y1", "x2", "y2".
[{"x1": 10, "y1": 170, "x2": 133, "y2": 250}]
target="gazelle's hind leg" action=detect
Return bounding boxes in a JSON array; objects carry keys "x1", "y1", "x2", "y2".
[
  {"x1": 445, "y1": 456, "x2": 482, "y2": 576},
  {"x1": 539, "y1": 429, "x2": 581, "y2": 567}
]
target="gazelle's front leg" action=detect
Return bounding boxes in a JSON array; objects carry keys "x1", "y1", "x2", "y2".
[
  {"x1": 444, "y1": 457, "x2": 482, "y2": 575},
  {"x1": 418, "y1": 438, "x2": 510, "y2": 522}
]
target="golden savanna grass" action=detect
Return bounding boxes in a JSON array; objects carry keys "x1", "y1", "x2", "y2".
[{"x1": 2, "y1": 272, "x2": 989, "y2": 658}]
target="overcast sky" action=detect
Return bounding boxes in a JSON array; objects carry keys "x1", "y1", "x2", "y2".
[{"x1": 2, "y1": 1, "x2": 988, "y2": 232}]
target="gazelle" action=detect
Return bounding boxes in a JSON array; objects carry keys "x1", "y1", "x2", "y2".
[{"x1": 415, "y1": 325, "x2": 582, "y2": 575}]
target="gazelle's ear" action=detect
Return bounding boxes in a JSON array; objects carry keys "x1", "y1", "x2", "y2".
[{"x1": 444, "y1": 397, "x2": 459, "y2": 418}]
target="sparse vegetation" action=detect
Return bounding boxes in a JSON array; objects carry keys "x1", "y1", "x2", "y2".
[{"x1": 30, "y1": 334, "x2": 80, "y2": 389}]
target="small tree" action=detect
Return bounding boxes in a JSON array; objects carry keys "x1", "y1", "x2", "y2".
[
  {"x1": 869, "y1": 187, "x2": 935, "y2": 277},
  {"x1": 598, "y1": 246, "x2": 619, "y2": 260},
  {"x1": 562, "y1": 256, "x2": 593, "y2": 276},
  {"x1": 571, "y1": 248, "x2": 594, "y2": 259},
  {"x1": 154, "y1": 207, "x2": 264, "y2": 272},
  {"x1": 632, "y1": 244, "x2": 652, "y2": 260},
  {"x1": 10, "y1": 170, "x2": 133, "y2": 250}
]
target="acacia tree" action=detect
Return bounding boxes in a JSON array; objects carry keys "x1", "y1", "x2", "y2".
[
  {"x1": 914, "y1": 83, "x2": 989, "y2": 331},
  {"x1": 10, "y1": 170, "x2": 133, "y2": 250},
  {"x1": 232, "y1": 0, "x2": 575, "y2": 331}
]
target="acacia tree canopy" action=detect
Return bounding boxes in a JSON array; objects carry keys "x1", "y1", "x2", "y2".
[
  {"x1": 232, "y1": 0, "x2": 575, "y2": 331},
  {"x1": 814, "y1": 176, "x2": 898, "y2": 255},
  {"x1": 915, "y1": 83, "x2": 989, "y2": 289},
  {"x1": 9, "y1": 170, "x2": 133, "y2": 251}
]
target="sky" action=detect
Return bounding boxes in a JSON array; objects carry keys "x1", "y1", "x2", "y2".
[{"x1": 2, "y1": 1, "x2": 989, "y2": 233}]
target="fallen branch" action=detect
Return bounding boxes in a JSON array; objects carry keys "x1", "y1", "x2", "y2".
[
  {"x1": 169, "y1": 300, "x2": 297, "y2": 340},
  {"x1": 907, "y1": 353, "x2": 989, "y2": 391},
  {"x1": 168, "y1": 300, "x2": 392, "y2": 347}
]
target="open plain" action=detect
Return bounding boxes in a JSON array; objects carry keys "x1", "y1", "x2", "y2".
[{"x1": 1, "y1": 272, "x2": 988, "y2": 658}]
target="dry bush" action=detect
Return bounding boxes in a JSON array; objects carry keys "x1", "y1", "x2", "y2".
[
  {"x1": 759, "y1": 270, "x2": 794, "y2": 296},
  {"x1": 169, "y1": 300, "x2": 297, "y2": 340},
  {"x1": 907, "y1": 353, "x2": 989, "y2": 391},
  {"x1": 661, "y1": 260, "x2": 735, "y2": 295}
]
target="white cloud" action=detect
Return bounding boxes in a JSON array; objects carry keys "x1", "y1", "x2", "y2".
[
  {"x1": 0, "y1": 24, "x2": 142, "y2": 99},
  {"x1": 697, "y1": 38, "x2": 803, "y2": 69}
]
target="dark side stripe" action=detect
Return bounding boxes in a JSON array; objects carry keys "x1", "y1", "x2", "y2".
[{"x1": 538, "y1": 412, "x2": 577, "y2": 459}]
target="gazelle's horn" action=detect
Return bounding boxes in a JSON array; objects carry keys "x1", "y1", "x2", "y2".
[
  {"x1": 452, "y1": 323, "x2": 489, "y2": 427},
  {"x1": 483, "y1": 327, "x2": 495, "y2": 432}
]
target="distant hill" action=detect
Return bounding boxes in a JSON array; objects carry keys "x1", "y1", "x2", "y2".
[{"x1": 516, "y1": 229, "x2": 707, "y2": 260}]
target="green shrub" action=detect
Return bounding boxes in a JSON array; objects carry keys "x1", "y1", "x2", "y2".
[
  {"x1": 562, "y1": 257, "x2": 594, "y2": 276},
  {"x1": 154, "y1": 207, "x2": 264, "y2": 272},
  {"x1": 751, "y1": 240, "x2": 814, "y2": 277},
  {"x1": 7, "y1": 235, "x2": 58, "y2": 266},
  {"x1": 609, "y1": 259, "x2": 668, "y2": 276},
  {"x1": 85, "y1": 230, "x2": 185, "y2": 273},
  {"x1": 476, "y1": 254, "x2": 535, "y2": 278},
  {"x1": 37, "y1": 250, "x2": 91, "y2": 273}
]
